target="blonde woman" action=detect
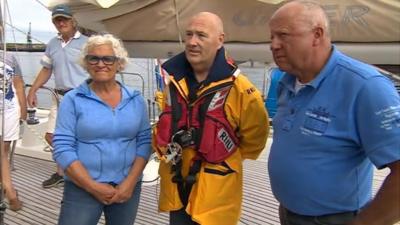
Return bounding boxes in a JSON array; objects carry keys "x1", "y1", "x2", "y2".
[{"x1": 53, "y1": 34, "x2": 151, "y2": 225}]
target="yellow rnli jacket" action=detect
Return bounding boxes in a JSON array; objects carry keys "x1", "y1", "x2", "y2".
[{"x1": 153, "y1": 48, "x2": 269, "y2": 225}]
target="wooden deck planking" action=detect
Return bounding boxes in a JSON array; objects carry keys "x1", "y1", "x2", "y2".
[{"x1": 3, "y1": 149, "x2": 394, "y2": 225}]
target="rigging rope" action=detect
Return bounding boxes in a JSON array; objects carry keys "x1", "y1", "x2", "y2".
[
  {"x1": 33, "y1": 0, "x2": 48, "y2": 10},
  {"x1": 173, "y1": 0, "x2": 183, "y2": 50},
  {"x1": 4, "y1": 0, "x2": 50, "y2": 46},
  {"x1": 4, "y1": 3, "x2": 19, "y2": 47},
  {"x1": 5, "y1": 22, "x2": 45, "y2": 44}
]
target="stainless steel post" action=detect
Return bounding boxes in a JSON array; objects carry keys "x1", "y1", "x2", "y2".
[{"x1": 0, "y1": 0, "x2": 7, "y2": 223}]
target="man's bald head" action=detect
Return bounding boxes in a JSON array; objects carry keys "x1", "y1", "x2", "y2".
[
  {"x1": 269, "y1": 1, "x2": 332, "y2": 81},
  {"x1": 271, "y1": 0, "x2": 330, "y2": 37},
  {"x1": 189, "y1": 12, "x2": 224, "y2": 35},
  {"x1": 184, "y1": 12, "x2": 225, "y2": 80}
]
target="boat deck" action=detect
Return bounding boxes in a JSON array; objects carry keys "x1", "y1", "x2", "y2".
[{"x1": 4, "y1": 150, "x2": 390, "y2": 225}]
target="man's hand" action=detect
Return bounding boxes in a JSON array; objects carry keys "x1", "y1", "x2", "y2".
[
  {"x1": 26, "y1": 66, "x2": 53, "y2": 108},
  {"x1": 27, "y1": 89, "x2": 38, "y2": 108}
]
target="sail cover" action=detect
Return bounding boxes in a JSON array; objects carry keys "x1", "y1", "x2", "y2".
[{"x1": 47, "y1": 0, "x2": 400, "y2": 64}]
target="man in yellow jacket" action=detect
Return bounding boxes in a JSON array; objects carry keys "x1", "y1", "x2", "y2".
[{"x1": 153, "y1": 12, "x2": 269, "y2": 225}]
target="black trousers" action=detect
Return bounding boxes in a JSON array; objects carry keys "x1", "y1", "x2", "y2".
[
  {"x1": 279, "y1": 205, "x2": 358, "y2": 225},
  {"x1": 169, "y1": 208, "x2": 199, "y2": 225}
]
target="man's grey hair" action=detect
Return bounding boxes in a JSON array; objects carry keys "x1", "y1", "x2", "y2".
[{"x1": 290, "y1": 0, "x2": 330, "y2": 36}]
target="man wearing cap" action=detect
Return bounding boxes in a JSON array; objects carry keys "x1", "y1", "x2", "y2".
[{"x1": 27, "y1": 4, "x2": 89, "y2": 188}]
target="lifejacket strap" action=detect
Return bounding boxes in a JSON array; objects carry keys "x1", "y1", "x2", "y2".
[
  {"x1": 171, "y1": 159, "x2": 202, "y2": 207},
  {"x1": 182, "y1": 159, "x2": 202, "y2": 206},
  {"x1": 170, "y1": 85, "x2": 181, "y2": 134}
]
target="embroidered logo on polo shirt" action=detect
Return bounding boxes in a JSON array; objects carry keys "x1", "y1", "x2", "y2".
[
  {"x1": 375, "y1": 105, "x2": 400, "y2": 130},
  {"x1": 301, "y1": 106, "x2": 333, "y2": 136}
]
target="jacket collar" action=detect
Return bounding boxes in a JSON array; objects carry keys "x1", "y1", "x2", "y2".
[
  {"x1": 162, "y1": 47, "x2": 237, "y2": 86},
  {"x1": 76, "y1": 79, "x2": 139, "y2": 101}
]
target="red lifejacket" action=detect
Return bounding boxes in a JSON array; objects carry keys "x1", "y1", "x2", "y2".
[{"x1": 156, "y1": 81, "x2": 239, "y2": 163}]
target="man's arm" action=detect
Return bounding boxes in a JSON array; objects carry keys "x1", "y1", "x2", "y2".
[
  {"x1": 233, "y1": 76, "x2": 270, "y2": 160},
  {"x1": 349, "y1": 160, "x2": 400, "y2": 225},
  {"x1": 26, "y1": 67, "x2": 52, "y2": 107},
  {"x1": 350, "y1": 75, "x2": 400, "y2": 225},
  {"x1": 13, "y1": 75, "x2": 27, "y2": 120}
]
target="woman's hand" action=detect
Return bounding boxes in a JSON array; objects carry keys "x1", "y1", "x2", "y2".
[
  {"x1": 64, "y1": 161, "x2": 117, "y2": 205},
  {"x1": 109, "y1": 180, "x2": 135, "y2": 204},
  {"x1": 109, "y1": 157, "x2": 148, "y2": 204},
  {"x1": 89, "y1": 182, "x2": 117, "y2": 205}
]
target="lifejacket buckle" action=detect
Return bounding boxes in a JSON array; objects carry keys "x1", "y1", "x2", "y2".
[
  {"x1": 172, "y1": 129, "x2": 195, "y2": 148},
  {"x1": 165, "y1": 142, "x2": 182, "y2": 165}
]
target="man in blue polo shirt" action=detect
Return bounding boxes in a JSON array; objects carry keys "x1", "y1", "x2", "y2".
[
  {"x1": 27, "y1": 4, "x2": 88, "y2": 188},
  {"x1": 268, "y1": 1, "x2": 400, "y2": 225}
]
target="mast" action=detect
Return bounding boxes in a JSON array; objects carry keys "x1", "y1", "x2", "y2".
[
  {"x1": 27, "y1": 22, "x2": 32, "y2": 51},
  {"x1": 0, "y1": 0, "x2": 7, "y2": 222}
]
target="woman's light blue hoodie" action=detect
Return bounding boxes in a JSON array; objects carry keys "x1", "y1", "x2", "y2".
[{"x1": 53, "y1": 80, "x2": 152, "y2": 184}]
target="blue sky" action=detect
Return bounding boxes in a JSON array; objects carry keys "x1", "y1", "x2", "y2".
[{"x1": 4, "y1": 0, "x2": 56, "y2": 44}]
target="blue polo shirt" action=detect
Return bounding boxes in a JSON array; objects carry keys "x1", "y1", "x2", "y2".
[
  {"x1": 40, "y1": 31, "x2": 88, "y2": 90},
  {"x1": 268, "y1": 45, "x2": 400, "y2": 216}
]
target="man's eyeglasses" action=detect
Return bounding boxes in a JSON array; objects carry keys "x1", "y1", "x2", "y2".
[{"x1": 85, "y1": 55, "x2": 118, "y2": 65}]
